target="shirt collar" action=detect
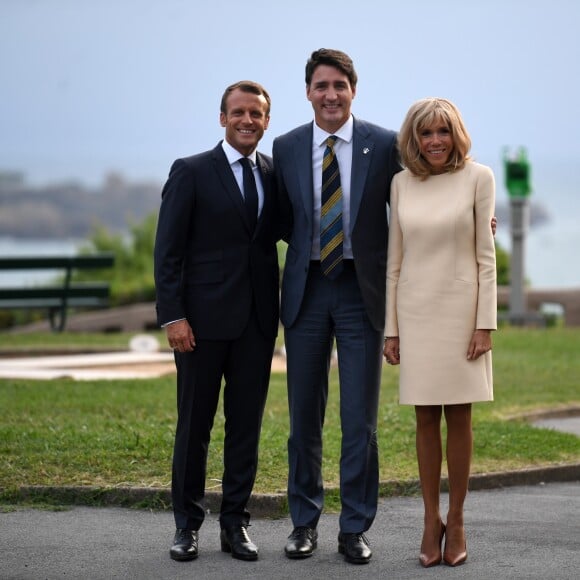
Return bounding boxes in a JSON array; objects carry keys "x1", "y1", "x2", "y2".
[
  {"x1": 313, "y1": 114, "x2": 354, "y2": 147},
  {"x1": 221, "y1": 139, "x2": 257, "y2": 165}
]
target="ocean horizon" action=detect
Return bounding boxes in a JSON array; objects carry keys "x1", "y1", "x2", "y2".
[
  {"x1": 1, "y1": 221, "x2": 578, "y2": 291},
  {"x1": 1, "y1": 157, "x2": 578, "y2": 289}
]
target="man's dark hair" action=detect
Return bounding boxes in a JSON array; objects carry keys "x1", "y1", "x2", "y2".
[
  {"x1": 305, "y1": 48, "x2": 358, "y2": 88},
  {"x1": 220, "y1": 81, "x2": 271, "y2": 115}
]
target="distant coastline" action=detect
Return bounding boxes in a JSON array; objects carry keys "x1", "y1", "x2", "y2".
[{"x1": 1, "y1": 162, "x2": 578, "y2": 290}]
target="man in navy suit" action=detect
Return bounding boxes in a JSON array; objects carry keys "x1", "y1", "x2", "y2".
[
  {"x1": 154, "y1": 81, "x2": 279, "y2": 563},
  {"x1": 273, "y1": 49, "x2": 401, "y2": 564}
]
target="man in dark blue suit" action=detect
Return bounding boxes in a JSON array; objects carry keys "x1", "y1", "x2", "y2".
[
  {"x1": 273, "y1": 49, "x2": 401, "y2": 564},
  {"x1": 154, "y1": 81, "x2": 279, "y2": 563}
]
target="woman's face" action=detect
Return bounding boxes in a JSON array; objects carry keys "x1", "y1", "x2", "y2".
[{"x1": 418, "y1": 120, "x2": 454, "y2": 173}]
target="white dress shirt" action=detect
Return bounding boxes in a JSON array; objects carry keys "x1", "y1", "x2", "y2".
[{"x1": 222, "y1": 140, "x2": 264, "y2": 216}]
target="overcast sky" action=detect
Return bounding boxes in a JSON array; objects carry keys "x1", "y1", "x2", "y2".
[
  {"x1": 1, "y1": 0, "x2": 579, "y2": 288},
  {"x1": 2, "y1": 0, "x2": 579, "y2": 189}
]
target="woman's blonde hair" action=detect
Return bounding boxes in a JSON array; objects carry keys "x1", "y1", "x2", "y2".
[{"x1": 398, "y1": 97, "x2": 471, "y2": 179}]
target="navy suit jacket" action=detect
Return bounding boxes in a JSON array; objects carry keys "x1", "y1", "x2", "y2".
[
  {"x1": 273, "y1": 118, "x2": 400, "y2": 331},
  {"x1": 154, "y1": 142, "x2": 279, "y2": 340}
]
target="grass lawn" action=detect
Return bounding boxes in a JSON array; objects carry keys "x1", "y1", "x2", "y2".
[{"x1": 1, "y1": 327, "x2": 579, "y2": 506}]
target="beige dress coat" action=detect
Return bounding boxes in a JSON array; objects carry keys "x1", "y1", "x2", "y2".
[{"x1": 385, "y1": 162, "x2": 497, "y2": 405}]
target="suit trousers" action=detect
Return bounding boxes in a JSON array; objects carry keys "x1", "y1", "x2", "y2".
[
  {"x1": 171, "y1": 306, "x2": 275, "y2": 530},
  {"x1": 284, "y1": 261, "x2": 383, "y2": 533}
]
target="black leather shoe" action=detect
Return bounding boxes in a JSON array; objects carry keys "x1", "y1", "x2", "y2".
[
  {"x1": 338, "y1": 532, "x2": 372, "y2": 564},
  {"x1": 284, "y1": 526, "x2": 318, "y2": 559},
  {"x1": 170, "y1": 528, "x2": 198, "y2": 561},
  {"x1": 220, "y1": 526, "x2": 258, "y2": 561}
]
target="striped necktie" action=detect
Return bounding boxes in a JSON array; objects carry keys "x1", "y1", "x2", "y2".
[{"x1": 320, "y1": 135, "x2": 343, "y2": 278}]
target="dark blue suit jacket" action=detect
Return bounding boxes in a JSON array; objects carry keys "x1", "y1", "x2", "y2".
[{"x1": 273, "y1": 118, "x2": 401, "y2": 331}]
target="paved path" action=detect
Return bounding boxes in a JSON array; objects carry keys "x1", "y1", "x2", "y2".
[
  {"x1": 0, "y1": 349, "x2": 287, "y2": 379},
  {"x1": 0, "y1": 351, "x2": 176, "y2": 380},
  {"x1": 1, "y1": 482, "x2": 579, "y2": 580},
  {"x1": 533, "y1": 416, "x2": 580, "y2": 437}
]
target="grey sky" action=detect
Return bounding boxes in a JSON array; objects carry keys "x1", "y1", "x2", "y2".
[
  {"x1": 2, "y1": 0, "x2": 579, "y2": 187},
  {"x1": 1, "y1": 0, "x2": 579, "y2": 288}
]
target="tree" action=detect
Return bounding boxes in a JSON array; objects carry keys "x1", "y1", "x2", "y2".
[
  {"x1": 76, "y1": 213, "x2": 158, "y2": 305},
  {"x1": 496, "y1": 241, "x2": 510, "y2": 286}
]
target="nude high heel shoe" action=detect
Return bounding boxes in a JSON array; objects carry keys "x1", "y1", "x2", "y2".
[
  {"x1": 419, "y1": 522, "x2": 445, "y2": 568},
  {"x1": 443, "y1": 526, "x2": 467, "y2": 567}
]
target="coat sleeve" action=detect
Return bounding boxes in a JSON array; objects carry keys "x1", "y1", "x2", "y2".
[
  {"x1": 474, "y1": 165, "x2": 497, "y2": 330},
  {"x1": 153, "y1": 158, "x2": 195, "y2": 326},
  {"x1": 385, "y1": 172, "x2": 403, "y2": 336}
]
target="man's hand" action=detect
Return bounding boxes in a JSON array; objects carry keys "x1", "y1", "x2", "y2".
[
  {"x1": 491, "y1": 216, "x2": 497, "y2": 236},
  {"x1": 166, "y1": 319, "x2": 196, "y2": 352}
]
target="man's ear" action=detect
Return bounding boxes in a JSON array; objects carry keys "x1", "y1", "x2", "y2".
[{"x1": 219, "y1": 112, "x2": 227, "y2": 127}]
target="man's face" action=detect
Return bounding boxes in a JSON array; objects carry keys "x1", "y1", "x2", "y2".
[
  {"x1": 220, "y1": 88, "x2": 270, "y2": 156},
  {"x1": 306, "y1": 64, "x2": 356, "y2": 134}
]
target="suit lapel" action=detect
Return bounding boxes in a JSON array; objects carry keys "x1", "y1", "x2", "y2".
[
  {"x1": 256, "y1": 152, "x2": 272, "y2": 230},
  {"x1": 350, "y1": 118, "x2": 373, "y2": 233},
  {"x1": 293, "y1": 123, "x2": 315, "y2": 230}
]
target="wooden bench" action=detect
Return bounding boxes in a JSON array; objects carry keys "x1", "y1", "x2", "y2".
[{"x1": 0, "y1": 254, "x2": 115, "y2": 332}]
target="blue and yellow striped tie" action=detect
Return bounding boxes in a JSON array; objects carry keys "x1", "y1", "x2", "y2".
[{"x1": 320, "y1": 136, "x2": 343, "y2": 278}]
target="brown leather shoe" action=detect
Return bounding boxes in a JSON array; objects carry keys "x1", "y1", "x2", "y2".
[
  {"x1": 220, "y1": 526, "x2": 258, "y2": 561},
  {"x1": 338, "y1": 532, "x2": 372, "y2": 564},
  {"x1": 170, "y1": 528, "x2": 198, "y2": 561}
]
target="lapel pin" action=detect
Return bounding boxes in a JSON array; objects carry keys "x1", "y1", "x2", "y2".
[{"x1": 363, "y1": 147, "x2": 370, "y2": 155}]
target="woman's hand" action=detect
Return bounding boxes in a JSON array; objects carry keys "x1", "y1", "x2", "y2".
[
  {"x1": 467, "y1": 329, "x2": 492, "y2": 360},
  {"x1": 384, "y1": 337, "x2": 400, "y2": 365}
]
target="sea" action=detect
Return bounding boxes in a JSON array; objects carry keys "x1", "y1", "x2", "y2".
[
  {"x1": 1, "y1": 161, "x2": 578, "y2": 291},
  {"x1": 0, "y1": 217, "x2": 577, "y2": 291},
  {"x1": 0, "y1": 237, "x2": 86, "y2": 288}
]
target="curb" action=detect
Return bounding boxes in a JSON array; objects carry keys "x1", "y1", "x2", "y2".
[{"x1": 5, "y1": 464, "x2": 579, "y2": 516}]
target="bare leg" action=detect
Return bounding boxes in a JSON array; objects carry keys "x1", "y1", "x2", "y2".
[
  {"x1": 443, "y1": 403, "x2": 472, "y2": 566},
  {"x1": 415, "y1": 405, "x2": 445, "y2": 566}
]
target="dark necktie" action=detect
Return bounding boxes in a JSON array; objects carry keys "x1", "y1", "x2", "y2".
[
  {"x1": 239, "y1": 157, "x2": 258, "y2": 231},
  {"x1": 320, "y1": 136, "x2": 343, "y2": 278}
]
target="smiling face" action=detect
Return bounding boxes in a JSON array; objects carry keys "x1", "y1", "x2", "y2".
[
  {"x1": 306, "y1": 64, "x2": 356, "y2": 134},
  {"x1": 220, "y1": 88, "x2": 270, "y2": 156},
  {"x1": 418, "y1": 120, "x2": 454, "y2": 173}
]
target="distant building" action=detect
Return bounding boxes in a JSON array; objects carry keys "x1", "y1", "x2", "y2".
[{"x1": 0, "y1": 171, "x2": 26, "y2": 190}]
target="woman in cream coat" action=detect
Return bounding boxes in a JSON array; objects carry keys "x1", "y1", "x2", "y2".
[{"x1": 384, "y1": 98, "x2": 497, "y2": 568}]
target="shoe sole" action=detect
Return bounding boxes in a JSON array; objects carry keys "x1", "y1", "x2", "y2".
[
  {"x1": 221, "y1": 543, "x2": 258, "y2": 561},
  {"x1": 285, "y1": 550, "x2": 315, "y2": 559},
  {"x1": 338, "y1": 545, "x2": 371, "y2": 565},
  {"x1": 285, "y1": 540, "x2": 318, "y2": 559},
  {"x1": 170, "y1": 552, "x2": 198, "y2": 561}
]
